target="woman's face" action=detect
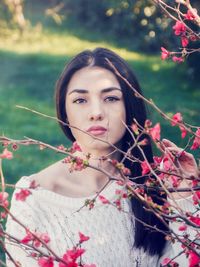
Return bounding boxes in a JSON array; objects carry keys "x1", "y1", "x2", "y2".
[{"x1": 65, "y1": 66, "x2": 126, "y2": 154}]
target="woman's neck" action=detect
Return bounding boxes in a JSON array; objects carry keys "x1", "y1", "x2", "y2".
[{"x1": 66, "y1": 149, "x2": 121, "y2": 190}]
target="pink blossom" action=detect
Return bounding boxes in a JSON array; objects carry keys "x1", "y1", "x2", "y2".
[
  {"x1": 131, "y1": 123, "x2": 139, "y2": 134},
  {"x1": 145, "y1": 119, "x2": 152, "y2": 128},
  {"x1": 115, "y1": 189, "x2": 127, "y2": 199},
  {"x1": 172, "y1": 56, "x2": 184, "y2": 63},
  {"x1": 161, "y1": 47, "x2": 170, "y2": 60},
  {"x1": 193, "y1": 191, "x2": 200, "y2": 205},
  {"x1": 57, "y1": 145, "x2": 66, "y2": 151},
  {"x1": 153, "y1": 156, "x2": 162, "y2": 165},
  {"x1": 114, "y1": 198, "x2": 122, "y2": 210},
  {"x1": 190, "y1": 35, "x2": 198, "y2": 42},
  {"x1": 73, "y1": 157, "x2": 86, "y2": 171},
  {"x1": 170, "y1": 175, "x2": 180, "y2": 188},
  {"x1": 29, "y1": 179, "x2": 39, "y2": 189},
  {"x1": 178, "y1": 224, "x2": 187, "y2": 231},
  {"x1": 21, "y1": 231, "x2": 33, "y2": 244},
  {"x1": 0, "y1": 192, "x2": 9, "y2": 208},
  {"x1": 71, "y1": 141, "x2": 82, "y2": 153},
  {"x1": 0, "y1": 148, "x2": 13, "y2": 159},
  {"x1": 12, "y1": 143, "x2": 18, "y2": 151},
  {"x1": 173, "y1": 21, "x2": 186, "y2": 36},
  {"x1": 98, "y1": 195, "x2": 110, "y2": 204},
  {"x1": 149, "y1": 123, "x2": 161, "y2": 141},
  {"x1": 184, "y1": 9, "x2": 197, "y2": 21},
  {"x1": 38, "y1": 257, "x2": 54, "y2": 267},
  {"x1": 171, "y1": 112, "x2": 183, "y2": 126},
  {"x1": 21, "y1": 231, "x2": 50, "y2": 247},
  {"x1": 59, "y1": 248, "x2": 85, "y2": 267},
  {"x1": 191, "y1": 128, "x2": 200, "y2": 150},
  {"x1": 15, "y1": 189, "x2": 31, "y2": 201},
  {"x1": 122, "y1": 167, "x2": 131, "y2": 176},
  {"x1": 189, "y1": 215, "x2": 200, "y2": 226},
  {"x1": 141, "y1": 160, "x2": 151, "y2": 175},
  {"x1": 78, "y1": 232, "x2": 90, "y2": 243},
  {"x1": 181, "y1": 36, "x2": 189, "y2": 47},
  {"x1": 180, "y1": 125, "x2": 187, "y2": 139},
  {"x1": 188, "y1": 251, "x2": 200, "y2": 267}
]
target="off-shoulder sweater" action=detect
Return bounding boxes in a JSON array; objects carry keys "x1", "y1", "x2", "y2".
[{"x1": 5, "y1": 175, "x2": 196, "y2": 267}]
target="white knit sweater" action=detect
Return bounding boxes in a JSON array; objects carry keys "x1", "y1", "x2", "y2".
[{"x1": 5, "y1": 175, "x2": 196, "y2": 267}]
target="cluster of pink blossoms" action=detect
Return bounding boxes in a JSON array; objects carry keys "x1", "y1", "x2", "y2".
[
  {"x1": 35, "y1": 232, "x2": 95, "y2": 267},
  {"x1": 161, "y1": 7, "x2": 199, "y2": 63}
]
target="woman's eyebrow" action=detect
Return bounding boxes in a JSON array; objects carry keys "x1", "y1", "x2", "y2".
[{"x1": 68, "y1": 87, "x2": 122, "y2": 95}]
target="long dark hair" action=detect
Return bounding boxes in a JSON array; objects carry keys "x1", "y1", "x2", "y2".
[{"x1": 55, "y1": 47, "x2": 168, "y2": 256}]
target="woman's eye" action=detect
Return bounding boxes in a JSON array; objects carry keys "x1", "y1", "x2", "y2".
[
  {"x1": 73, "y1": 98, "x2": 86, "y2": 104},
  {"x1": 104, "y1": 96, "x2": 120, "y2": 102}
]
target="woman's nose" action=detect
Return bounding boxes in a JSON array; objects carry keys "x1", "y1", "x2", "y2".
[{"x1": 88, "y1": 103, "x2": 105, "y2": 121}]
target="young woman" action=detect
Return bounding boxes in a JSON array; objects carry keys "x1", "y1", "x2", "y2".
[{"x1": 5, "y1": 48, "x2": 198, "y2": 267}]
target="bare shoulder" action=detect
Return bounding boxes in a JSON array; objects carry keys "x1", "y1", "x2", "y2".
[{"x1": 32, "y1": 159, "x2": 69, "y2": 190}]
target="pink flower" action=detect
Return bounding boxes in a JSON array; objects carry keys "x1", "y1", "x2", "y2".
[
  {"x1": 188, "y1": 251, "x2": 200, "y2": 267},
  {"x1": 131, "y1": 123, "x2": 139, "y2": 134},
  {"x1": 184, "y1": 9, "x2": 197, "y2": 21},
  {"x1": 191, "y1": 128, "x2": 200, "y2": 150},
  {"x1": 171, "y1": 112, "x2": 183, "y2": 126},
  {"x1": 114, "y1": 198, "x2": 122, "y2": 210},
  {"x1": 57, "y1": 145, "x2": 66, "y2": 151},
  {"x1": 141, "y1": 160, "x2": 151, "y2": 175},
  {"x1": 178, "y1": 224, "x2": 187, "y2": 231},
  {"x1": 73, "y1": 157, "x2": 86, "y2": 171},
  {"x1": 145, "y1": 119, "x2": 152, "y2": 128},
  {"x1": 115, "y1": 189, "x2": 127, "y2": 198},
  {"x1": 78, "y1": 232, "x2": 90, "y2": 243},
  {"x1": 180, "y1": 125, "x2": 187, "y2": 139},
  {"x1": 149, "y1": 123, "x2": 161, "y2": 141},
  {"x1": 38, "y1": 257, "x2": 54, "y2": 267},
  {"x1": 12, "y1": 143, "x2": 18, "y2": 151},
  {"x1": 173, "y1": 21, "x2": 186, "y2": 36},
  {"x1": 98, "y1": 195, "x2": 110, "y2": 204},
  {"x1": 190, "y1": 35, "x2": 198, "y2": 42},
  {"x1": 21, "y1": 231, "x2": 33, "y2": 244},
  {"x1": 0, "y1": 148, "x2": 13, "y2": 159},
  {"x1": 15, "y1": 189, "x2": 31, "y2": 201},
  {"x1": 193, "y1": 191, "x2": 200, "y2": 205},
  {"x1": 161, "y1": 47, "x2": 170, "y2": 60},
  {"x1": 71, "y1": 142, "x2": 82, "y2": 153},
  {"x1": 189, "y1": 215, "x2": 200, "y2": 226},
  {"x1": 172, "y1": 56, "x2": 184, "y2": 63},
  {"x1": 181, "y1": 36, "x2": 189, "y2": 47},
  {"x1": 122, "y1": 167, "x2": 131, "y2": 176},
  {"x1": 21, "y1": 231, "x2": 50, "y2": 248},
  {"x1": 0, "y1": 192, "x2": 9, "y2": 208},
  {"x1": 59, "y1": 248, "x2": 85, "y2": 267}
]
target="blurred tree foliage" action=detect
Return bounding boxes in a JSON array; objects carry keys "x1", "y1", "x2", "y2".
[
  {"x1": 0, "y1": 0, "x2": 199, "y2": 80},
  {"x1": 0, "y1": 0, "x2": 27, "y2": 31},
  {"x1": 65, "y1": 0, "x2": 178, "y2": 52}
]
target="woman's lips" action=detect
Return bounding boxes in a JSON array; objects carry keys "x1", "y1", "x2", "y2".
[{"x1": 87, "y1": 126, "x2": 107, "y2": 136}]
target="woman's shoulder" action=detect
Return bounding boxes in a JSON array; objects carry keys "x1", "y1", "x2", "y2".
[
  {"x1": 31, "y1": 159, "x2": 68, "y2": 190},
  {"x1": 16, "y1": 159, "x2": 67, "y2": 190}
]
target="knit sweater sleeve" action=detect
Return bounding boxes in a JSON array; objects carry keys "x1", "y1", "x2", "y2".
[{"x1": 5, "y1": 176, "x2": 39, "y2": 267}]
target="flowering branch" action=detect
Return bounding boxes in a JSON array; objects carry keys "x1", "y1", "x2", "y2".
[{"x1": 152, "y1": 0, "x2": 200, "y2": 62}]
